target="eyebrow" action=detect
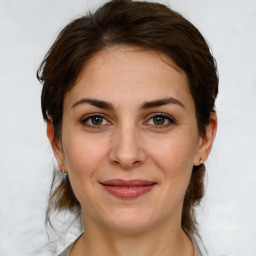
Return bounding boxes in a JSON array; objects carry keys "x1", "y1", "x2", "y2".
[
  {"x1": 140, "y1": 97, "x2": 185, "y2": 109},
  {"x1": 71, "y1": 97, "x2": 185, "y2": 110},
  {"x1": 72, "y1": 98, "x2": 114, "y2": 110}
]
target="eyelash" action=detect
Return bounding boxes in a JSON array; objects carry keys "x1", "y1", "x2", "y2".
[
  {"x1": 145, "y1": 113, "x2": 176, "y2": 128},
  {"x1": 81, "y1": 113, "x2": 176, "y2": 129},
  {"x1": 81, "y1": 114, "x2": 111, "y2": 128}
]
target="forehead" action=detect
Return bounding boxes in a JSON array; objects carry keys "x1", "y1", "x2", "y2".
[
  {"x1": 64, "y1": 46, "x2": 193, "y2": 110},
  {"x1": 78, "y1": 46, "x2": 186, "y2": 84}
]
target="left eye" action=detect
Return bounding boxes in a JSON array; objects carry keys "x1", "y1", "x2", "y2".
[
  {"x1": 82, "y1": 115, "x2": 110, "y2": 127},
  {"x1": 146, "y1": 114, "x2": 175, "y2": 126}
]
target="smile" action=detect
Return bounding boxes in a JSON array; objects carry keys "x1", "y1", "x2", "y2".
[{"x1": 100, "y1": 179, "x2": 157, "y2": 199}]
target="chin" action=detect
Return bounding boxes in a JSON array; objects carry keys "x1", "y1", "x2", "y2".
[
  {"x1": 99, "y1": 209, "x2": 159, "y2": 234},
  {"x1": 107, "y1": 220, "x2": 154, "y2": 234}
]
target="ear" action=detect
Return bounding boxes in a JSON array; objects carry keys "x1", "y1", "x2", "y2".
[
  {"x1": 47, "y1": 121, "x2": 65, "y2": 172},
  {"x1": 193, "y1": 113, "x2": 217, "y2": 166}
]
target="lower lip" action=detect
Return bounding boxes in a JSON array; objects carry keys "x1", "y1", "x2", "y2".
[{"x1": 102, "y1": 185, "x2": 155, "y2": 199}]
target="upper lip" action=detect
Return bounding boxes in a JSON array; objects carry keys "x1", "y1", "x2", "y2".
[{"x1": 100, "y1": 179, "x2": 157, "y2": 187}]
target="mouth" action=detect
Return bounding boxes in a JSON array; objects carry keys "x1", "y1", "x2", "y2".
[{"x1": 99, "y1": 179, "x2": 157, "y2": 199}]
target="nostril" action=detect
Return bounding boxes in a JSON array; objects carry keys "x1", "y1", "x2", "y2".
[{"x1": 111, "y1": 159, "x2": 142, "y2": 169}]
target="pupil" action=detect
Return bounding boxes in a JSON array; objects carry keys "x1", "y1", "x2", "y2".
[
  {"x1": 92, "y1": 116, "x2": 103, "y2": 125},
  {"x1": 154, "y1": 116, "x2": 165, "y2": 125}
]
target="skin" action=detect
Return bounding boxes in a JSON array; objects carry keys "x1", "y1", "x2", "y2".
[{"x1": 47, "y1": 46, "x2": 217, "y2": 256}]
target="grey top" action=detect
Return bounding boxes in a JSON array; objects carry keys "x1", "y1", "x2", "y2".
[
  {"x1": 58, "y1": 241, "x2": 76, "y2": 256},
  {"x1": 58, "y1": 234, "x2": 203, "y2": 256}
]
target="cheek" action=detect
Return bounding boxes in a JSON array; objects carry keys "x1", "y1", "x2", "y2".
[
  {"x1": 61, "y1": 133, "x2": 109, "y2": 207},
  {"x1": 150, "y1": 132, "x2": 198, "y2": 181},
  {"x1": 62, "y1": 133, "x2": 108, "y2": 180}
]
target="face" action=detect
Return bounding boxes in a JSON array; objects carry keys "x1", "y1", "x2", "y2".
[{"x1": 51, "y1": 46, "x2": 211, "y2": 234}]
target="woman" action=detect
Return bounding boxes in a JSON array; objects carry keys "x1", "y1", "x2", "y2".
[{"x1": 37, "y1": 0, "x2": 218, "y2": 255}]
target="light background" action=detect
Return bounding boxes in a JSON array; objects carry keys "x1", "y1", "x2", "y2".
[{"x1": 0, "y1": 0, "x2": 255, "y2": 255}]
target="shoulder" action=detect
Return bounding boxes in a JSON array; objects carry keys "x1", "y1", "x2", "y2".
[
  {"x1": 58, "y1": 242, "x2": 74, "y2": 256},
  {"x1": 191, "y1": 236, "x2": 204, "y2": 256},
  {"x1": 58, "y1": 233, "x2": 83, "y2": 256}
]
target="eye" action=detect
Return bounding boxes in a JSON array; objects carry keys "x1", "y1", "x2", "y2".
[
  {"x1": 81, "y1": 114, "x2": 111, "y2": 127},
  {"x1": 146, "y1": 113, "x2": 175, "y2": 127}
]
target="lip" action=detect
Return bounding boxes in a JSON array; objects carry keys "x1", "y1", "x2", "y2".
[{"x1": 100, "y1": 179, "x2": 157, "y2": 199}]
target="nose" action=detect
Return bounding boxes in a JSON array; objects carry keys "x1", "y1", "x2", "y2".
[{"x1": 109, "y1": 124, "x2": 146, "y2": 169}]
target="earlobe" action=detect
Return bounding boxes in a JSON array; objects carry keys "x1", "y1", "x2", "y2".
[
  {"x1": 46, "y1": 122, "x2": 65, "y2": 171},
  {"x1": 193, "y1": 113, "x2": 217, "y2": 166}
]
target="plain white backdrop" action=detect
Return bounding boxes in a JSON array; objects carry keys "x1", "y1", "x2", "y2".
[{"x1": 0, "y1": 0, "x2": 256, "y2": 255}]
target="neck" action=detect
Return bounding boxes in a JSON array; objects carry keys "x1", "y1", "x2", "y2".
[{"x1": 73, "y1": 214, "x2": 194, "y2": 256}]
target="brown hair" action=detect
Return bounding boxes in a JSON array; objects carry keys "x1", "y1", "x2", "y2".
[{"x1": 37, "y1": 0, "x2": 218, "y2": 236}]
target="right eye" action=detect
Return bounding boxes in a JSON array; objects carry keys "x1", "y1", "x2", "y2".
[{"x1": 81, "y1": 114, "x2": 111, "y2": 128}]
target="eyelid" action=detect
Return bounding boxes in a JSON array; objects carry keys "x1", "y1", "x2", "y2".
[
  {"x1": 81, "y1": 113, "x2": 112, "y2": 127},
  {"x1": 80, "y1": 112, "x2": 176, "y2": 129},
  {"x1": 144, "y1": 113, "x2": 176, "y2": 127}
]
